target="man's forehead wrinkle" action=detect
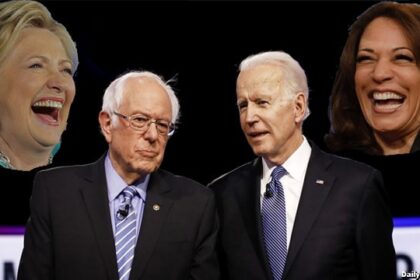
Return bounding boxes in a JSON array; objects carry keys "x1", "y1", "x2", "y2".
[{"x1": 238, "y1": 79, "x2": 283, "y2": 89}]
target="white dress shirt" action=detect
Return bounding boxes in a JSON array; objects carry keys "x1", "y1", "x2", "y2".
[{"x1": 260, "y1": 137, "x2": 312, "y2": 248}]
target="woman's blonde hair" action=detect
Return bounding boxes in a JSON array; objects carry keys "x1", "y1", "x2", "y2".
[{"x1": 0, "y1": 0, "x2": 78, "y2": 72}]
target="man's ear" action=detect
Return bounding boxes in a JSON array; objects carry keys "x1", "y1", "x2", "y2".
[
  {"x1": 99, "y1": 111, "x2": 113, "y2": 143},
  {"x1": 293, "y1": 92, "x2": 307, "y2": 123}
]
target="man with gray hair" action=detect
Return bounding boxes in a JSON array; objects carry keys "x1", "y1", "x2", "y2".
[
  {"x1": 209, "y1": 51, "x2": 395, "y2": 280},
  {"x1": 19, "y1": 71, "x2": 219, "y2": 280}
]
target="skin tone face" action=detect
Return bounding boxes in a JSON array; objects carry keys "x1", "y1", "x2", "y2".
[
  {"x1": 0, "y1": 27, "x2": 75, "y2": 170},
  {"x1": 99, "y1": 77, "x2": 172, "y2": 184},
  {"x1": 355, "y1": 17, "x2": 420, "y2": 155},
  {"x1": 236, "y1": 63, "x2": 306, "y2": 166}
]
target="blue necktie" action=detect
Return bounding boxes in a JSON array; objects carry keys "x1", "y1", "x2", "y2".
[
  {"x1": 115, "y1": 186, "x2": 138, "y2": 280},
  {"x1": 262, "y1": 166, "x2": 288, "y2": 280}
]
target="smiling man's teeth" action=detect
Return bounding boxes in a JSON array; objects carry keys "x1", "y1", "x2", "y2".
[
  {"x1": 373, "y1": 92, "x2": 403, "y2": 101},
  {"x1": 32, "y1": 100, "x2": 63, "y2": 109}
]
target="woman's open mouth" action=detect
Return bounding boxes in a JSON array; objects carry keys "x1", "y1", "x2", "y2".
[
  {"x1": 31, "y1": 98, "x2": 64, "y2": 126},
  {"x1": 372, "y1": 92, "x2": 405, "y2": 113}
]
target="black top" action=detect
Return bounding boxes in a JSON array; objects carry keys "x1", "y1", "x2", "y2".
[
  {"x1": 410, "y1": 133, "x2": 420, "y2": 153},
  {"x1": 338, "y1": 150, "x2": 420, "y2": 217},
  {"x1": 0, "y1": 168, "x2": 38, "y2": 226}
]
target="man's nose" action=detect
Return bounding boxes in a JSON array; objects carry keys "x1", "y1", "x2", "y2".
[
  {"x1": 245, "y1": 104, "x2": 259, "y2": 125},
  {"x1": 143, "y1": 122, "x2": 159, "y2": 142}
]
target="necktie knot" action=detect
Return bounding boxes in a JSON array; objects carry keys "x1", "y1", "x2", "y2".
[
  {"x1": 271, "y1": 165, "x2": 287, "y2": 182},
  {"x1": 122, "y1": 185, "x2": 138, "y2": 204},
  {"x1": 270, "y1": 166, "x2": 287, "y2": 193},
  {"x1": 117, "y1": 186, "x2": 138, "y2": 220}
]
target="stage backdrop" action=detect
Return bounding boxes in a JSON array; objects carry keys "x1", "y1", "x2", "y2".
[{"x1": 1, "y1": 219, "x2": 420, "y2": 280}]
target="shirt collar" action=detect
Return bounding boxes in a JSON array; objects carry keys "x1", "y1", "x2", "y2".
[
  {"x1": 262, "y1": 136, "x2": 312, "y2": 185},
  {"x1": 105, "y1": 152, "x2": 148, "y2": 202}
]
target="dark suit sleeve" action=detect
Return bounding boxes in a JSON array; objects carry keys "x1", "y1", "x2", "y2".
[
  {"x1": 356, "y1": 170, "x2": 396, "y2": 280},
  {"x1": 18, "y1": 172, "x2": 53, "y2": 280},
  {"x1": 189, "y1": 191, "x2": 220, "y2": 280}
]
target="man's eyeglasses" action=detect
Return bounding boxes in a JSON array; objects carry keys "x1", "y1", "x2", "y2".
[{"x1": 113, "y1": 111, "x2": 175, "y2": 136}]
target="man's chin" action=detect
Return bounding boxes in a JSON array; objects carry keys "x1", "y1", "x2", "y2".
[
  {"x1": 250, "y1": 145, "x2": 268, "y2": 157},
  {"x1": 132, "y1": 161, "x2": 160, "y2": 174}
]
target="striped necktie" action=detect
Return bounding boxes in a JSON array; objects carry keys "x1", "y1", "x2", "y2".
[
  {"x1": 262, "y1": 166, "x2": 288, "y2": 280},
  {"x1": 115, "y1": 186, "x2": 138, "y2": 280}
]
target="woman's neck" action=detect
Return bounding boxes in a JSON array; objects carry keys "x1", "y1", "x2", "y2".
[
  {"x1": 0, "y1": 136, "x2": 52, "y2": 171},
  {"x1": 375, "y1": 129, "x2": 419, "y2": 156}
]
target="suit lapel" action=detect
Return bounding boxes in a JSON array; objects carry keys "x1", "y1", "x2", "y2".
[
  {"x1": 129, "y1": 170, "x2": 174, "y2": 280},
  {"x1": 282, "y1": 145, "x2": 335, "y2": 278},
  {"x1": 234, "y1": 158, "x2": 272, "y2": 279},
  {"x1": 79, "y1": 156, "x2": 119, "y2": 280}
]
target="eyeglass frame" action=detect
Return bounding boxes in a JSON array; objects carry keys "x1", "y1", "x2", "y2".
[{"x1": 112, "y1": 111, "x2": 175, "y2": 136}]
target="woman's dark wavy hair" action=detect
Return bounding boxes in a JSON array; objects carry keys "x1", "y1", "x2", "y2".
[{"x1": 325, "y1": 2, "x2": 420, "y2": 155}]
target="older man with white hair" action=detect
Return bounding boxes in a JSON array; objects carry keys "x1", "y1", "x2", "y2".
[
  {"x1": 19, "y1": 71, "x2": 219, "y2": 280},
  {"x1": 209, "y1": 51, "x2": 395, "y2": 280}
]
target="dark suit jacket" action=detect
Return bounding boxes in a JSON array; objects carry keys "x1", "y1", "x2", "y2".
[
  {"x1": 18, "y1": 156, "x2": 219, "y2": 280},
  {"x1": 209, "y1": 144, "x2": 395, "y2": 280}
]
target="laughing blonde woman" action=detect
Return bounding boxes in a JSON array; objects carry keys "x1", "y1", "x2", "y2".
[{"x1": 0, "y1": 0, "x2": 78, "y2": 170}]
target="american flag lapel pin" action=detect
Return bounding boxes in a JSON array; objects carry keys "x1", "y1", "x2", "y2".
[{"x1": 316, "y1": 179, "x2": 324, "y2": 185}]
